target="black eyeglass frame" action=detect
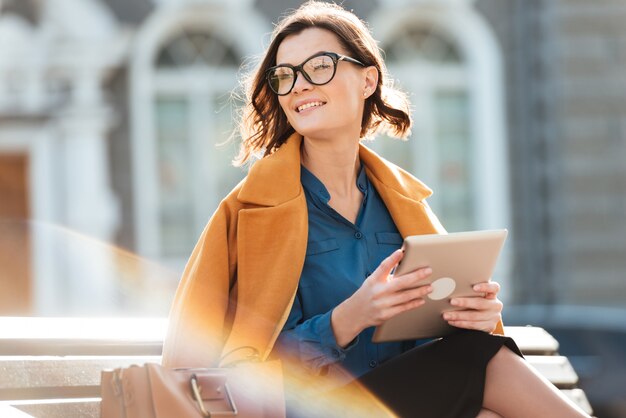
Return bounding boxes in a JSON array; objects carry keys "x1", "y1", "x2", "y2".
[{"x1": 266, "y1": 51, "x2": 366, "y2": 96}]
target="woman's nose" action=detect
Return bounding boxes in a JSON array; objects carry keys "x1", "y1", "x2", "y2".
[{"x1": 291, "y1": 71, "x2": 313, "y2": 94}]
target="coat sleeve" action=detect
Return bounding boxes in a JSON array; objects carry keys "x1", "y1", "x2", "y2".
[{"x1": 161, "y1": 203, "x2": 235, "y2": 368}]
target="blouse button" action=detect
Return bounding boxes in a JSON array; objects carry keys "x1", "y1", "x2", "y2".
[
  {"x1": 354, "y1": 231, "x2": 363, "y2": 239},
  {"x1": 369, "y1": 360, "x2": 377, "y2": 368}
]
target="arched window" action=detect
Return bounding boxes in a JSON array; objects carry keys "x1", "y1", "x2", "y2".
[
  {"x1": 153, "y1": 29, "x2": 240, "y2": 261},
  {"x1": 155, "y1": 30, "x2": 239, "y2": 68},
  {"x1": 368, "y1": 3, "x2": 511, "y2": 291},
  {"x1": 131, "y1": 5, "x2": 267, "y2": 270},
  {"x1": 384, "y1": 25, "x2": 463, "y2": 64},
  {"x1": 374, "y1": 24, "x2": 472, "y2": 231},
  {"x1": 369, "y1": 3, "x2": 509, "y2": 230}
]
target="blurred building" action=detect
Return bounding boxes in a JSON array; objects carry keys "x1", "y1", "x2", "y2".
[
  {"x1": 2, "y1": 0, "x2": 625, "y2": 314},
  {"x1": 0, "y1": 0, "x2": 506, "y2": 315},
  {"x1": 1, "y1": 0, "x2": 625, "y2": 414},
  {"x1": 0, "y1": 0, "x2": 623, "y2": 307}
]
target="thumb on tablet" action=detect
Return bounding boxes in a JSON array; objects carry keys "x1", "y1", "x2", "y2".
[{"x1": 372, "y1": 249, "x2": 403, "y2": 281}]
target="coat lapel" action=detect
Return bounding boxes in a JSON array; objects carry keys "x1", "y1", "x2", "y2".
[
  {"x1": 359, "y1": 143, "x2": 446, "y2": 237},
  {"x1": 223, "y1": 133, "x2": 308, "y2": 361}
]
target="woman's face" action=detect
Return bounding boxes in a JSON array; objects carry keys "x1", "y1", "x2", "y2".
[{"x1": 275, "y1": 27, "x2": 374, "y2": 141}]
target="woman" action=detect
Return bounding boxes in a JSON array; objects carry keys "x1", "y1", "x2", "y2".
[{"x1": 162, "y1": 2, "x2": 589, "y2": 417}]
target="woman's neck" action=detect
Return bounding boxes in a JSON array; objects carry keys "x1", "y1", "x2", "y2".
[{"x1": 300, "y1": 136, "x2": 361, "y2": 199}]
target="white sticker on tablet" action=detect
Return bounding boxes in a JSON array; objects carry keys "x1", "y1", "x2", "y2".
[{"x1": 428, "y1": 277, "x2": 456, "y2": 300}]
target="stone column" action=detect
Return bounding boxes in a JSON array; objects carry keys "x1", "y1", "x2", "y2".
[{"x1": 47, "y1": 65, "x2": 121, "y2": 315}]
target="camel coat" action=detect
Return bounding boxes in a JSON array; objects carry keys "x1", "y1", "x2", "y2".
[{"x1": 161, "y1": 133, "x2": 504, "y2": 369}]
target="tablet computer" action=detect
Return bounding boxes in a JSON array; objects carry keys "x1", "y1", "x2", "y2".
[{"x1": 372, "y1": 229, "x2": 508, "y2": 342}]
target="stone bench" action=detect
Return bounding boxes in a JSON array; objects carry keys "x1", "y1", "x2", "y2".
[{"x1": 0, "y1": 318, "x2": 593, "y2": 417}]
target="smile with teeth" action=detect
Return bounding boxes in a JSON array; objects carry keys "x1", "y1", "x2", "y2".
[{"x1": 297, "y1": 101, "x2": 325, "y2": 112}]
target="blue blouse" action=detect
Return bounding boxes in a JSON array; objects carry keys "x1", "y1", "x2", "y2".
[{"x1": 275, "y1": 163, "x2": 424, "y2": 380}]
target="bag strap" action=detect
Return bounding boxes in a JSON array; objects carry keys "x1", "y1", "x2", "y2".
[{"x1": 219, "y1": 346, "x2": 261, "y2": 367}]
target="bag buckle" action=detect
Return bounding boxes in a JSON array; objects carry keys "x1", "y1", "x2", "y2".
[{"x1": 190, "y1": 374, "x2": 238, "y2": 417}]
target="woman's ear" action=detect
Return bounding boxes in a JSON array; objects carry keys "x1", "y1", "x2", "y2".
[{"x1": 363, "y1": 66, "x2": 379, "y2": 98}]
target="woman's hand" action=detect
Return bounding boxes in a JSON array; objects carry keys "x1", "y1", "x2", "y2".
[
  {"x1": 331, "y1": 249, "x2": 433, "y2": 347},
  {"x1": 442, "y1": 281, "x2": 503, "y2": 333}
]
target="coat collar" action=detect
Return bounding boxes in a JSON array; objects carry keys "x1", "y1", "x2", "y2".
[{"x1": 237, "y1": 133, "x2": 433, "y2": 206}]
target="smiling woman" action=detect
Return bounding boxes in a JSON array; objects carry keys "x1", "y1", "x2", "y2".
[
  {"x1": 273, "y1": 28, "x2": 377, "y2": 151},
  {"x1": 161, "y1": 2, "x2": 591, "y2": 417},
  {"x1": 234, "y1": 4, "x2": 412, "y2": 167}
]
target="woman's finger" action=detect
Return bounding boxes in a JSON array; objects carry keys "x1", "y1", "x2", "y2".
[
  {"x1": 443, "y1": 309, "x2": 499, "y2": 322},
  {"x1": 473, "y1": 281, "x2": 500, "y2": 297},
  {"x1": 389, "y1": 267, "x2": 432, "y2": 291},
  {"x1": 371, "y1": 249, "x2": 404, "y2": 282},
  {"x1": 387, "y1": 285, "x2": 432, "y2": 307},
  {"x1": 451, "y1": 296, "x2": 503, "y2": 312},
  {"x1": 383, "y1": 298, "x2": 427, "y2": 320}
]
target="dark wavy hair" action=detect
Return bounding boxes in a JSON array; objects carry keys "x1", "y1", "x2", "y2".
[{"x1": 233, "y1": 0, "x2": 412, "y2": 166}]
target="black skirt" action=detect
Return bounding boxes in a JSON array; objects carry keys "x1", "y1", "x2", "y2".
[{"x1": 353, "y1": 330, "x2": 524, "y2": 418}]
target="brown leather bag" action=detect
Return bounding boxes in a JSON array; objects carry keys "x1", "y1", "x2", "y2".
[{"x1": 100, "y1": 357, "x2": 285, "y2": 418}]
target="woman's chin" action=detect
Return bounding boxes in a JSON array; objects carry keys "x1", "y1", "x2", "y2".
[
  {"x1": 291, "y1": 124, "x2": 325, "y2": 139},
  {"x1": 291, "y1": 121, "x2": 348, "y2": 140}
]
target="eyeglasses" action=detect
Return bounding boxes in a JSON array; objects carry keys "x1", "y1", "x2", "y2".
[{"x1": 266, "y1": 51, "x2": 365, "y2": 96}]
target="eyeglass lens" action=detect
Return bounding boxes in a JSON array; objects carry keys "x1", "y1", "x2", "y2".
[{"x1": 268, "y1": 55, "x2": 336, "y2": 95}]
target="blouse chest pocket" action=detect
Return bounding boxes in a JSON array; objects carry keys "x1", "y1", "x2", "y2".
[
  {"x1": 306, "y1": 238, "x2": 340, "y2": 255},
  {"x1": 375, "y1": 232, "x2": 403, "y2": 246}
]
